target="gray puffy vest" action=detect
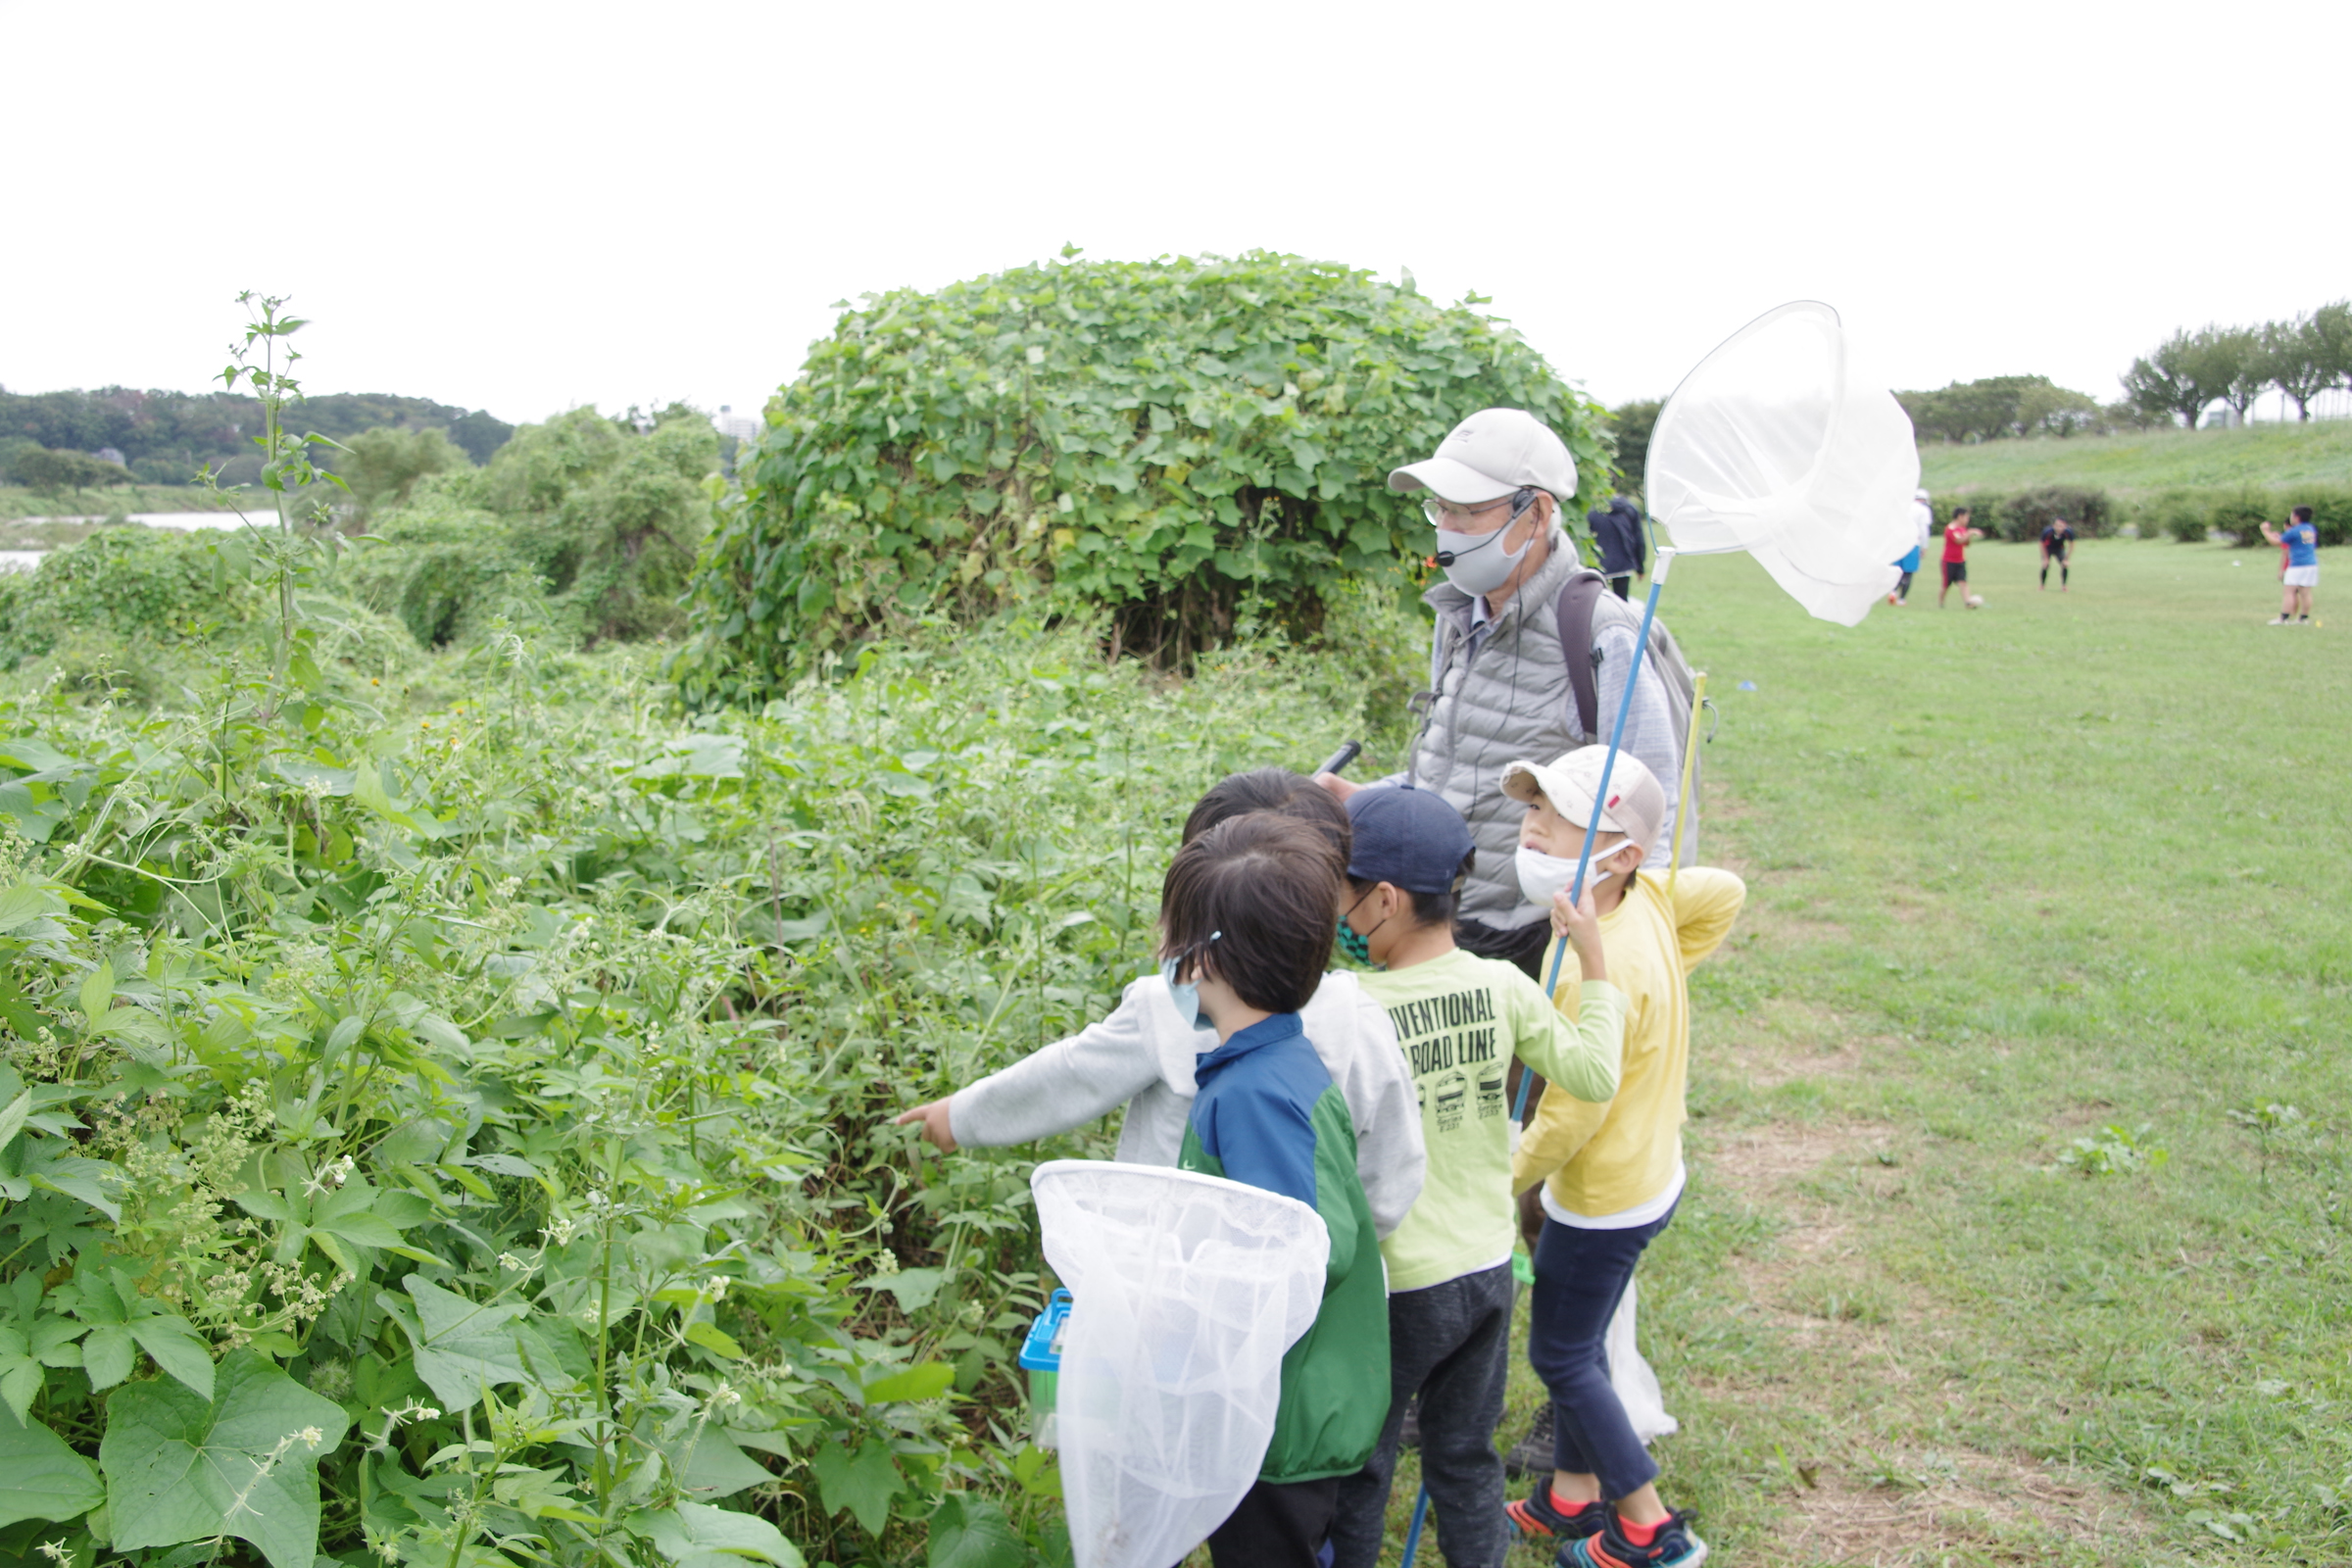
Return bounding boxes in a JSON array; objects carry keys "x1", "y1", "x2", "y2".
[{"x1": 1404, "y1": 531, "x2": 1699, "y2": 930}]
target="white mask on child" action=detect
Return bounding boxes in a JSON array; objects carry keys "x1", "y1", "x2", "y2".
[{"x1": 1516, "y1": 841, "x2": 1629, "y2": 906}]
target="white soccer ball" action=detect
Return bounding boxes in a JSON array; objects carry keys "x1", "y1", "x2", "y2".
[{"x1": 1965, "y1": 594, "x2": 1984, "y2": 610}]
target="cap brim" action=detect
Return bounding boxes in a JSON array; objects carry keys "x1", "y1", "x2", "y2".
[
  {"x1": 1500, "y1": 759, "x2": 1630, "y2": 833},
  {"x1": 1387, "y1": 456, "x2": 1517, "y2": 503}
]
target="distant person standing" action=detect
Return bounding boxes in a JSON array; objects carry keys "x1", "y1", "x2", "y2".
[
  {"x1": 1889, "y1": 487, "x2": 1931, "y2": 606},
  {"x1": 2038, "y1": 516, "x2": 2076, "y2": 592},
  {"x1": 1588, "y1": 496, "x2": 1646, "y2": 601},
  {"x1": 1938, "y1": 507, "x2": 1983, "y2": 609},
  {"x1": 2262, "y1": 506, "x2": 2319, "y2": 624}
]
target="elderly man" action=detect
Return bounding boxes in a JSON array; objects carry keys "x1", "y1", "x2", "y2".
[{"x1": 1320, "y1": 409, "x2": 1689, "y2": 982}]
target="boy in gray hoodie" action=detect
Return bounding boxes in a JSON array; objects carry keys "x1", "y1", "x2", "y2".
[{"x1": 893, "y1": 767, "x2": 1427, "y2": 1237}]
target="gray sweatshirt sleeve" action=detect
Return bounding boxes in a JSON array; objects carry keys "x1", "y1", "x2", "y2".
[
  {"x1": 1302, "y1": 973, "x2": 1427, "y2": 1239},
  {"x1": 1590, "y1": 621, "x2": 1683, "y2": 870},
  {"x1": 948, "y1": 981, "x2": 1162, "y2": 1148}
]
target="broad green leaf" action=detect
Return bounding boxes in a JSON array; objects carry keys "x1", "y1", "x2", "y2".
[
  {"x1": 100, "y1": 1349, "x2": 348, "y2": 1568},
  {"x1": 393, "y1": 1276, "x2": 531, "y2": 1411},
  {"x1": 862, "y1": 1362, "x2": 954, "y2": 1404},
  {"x1": 928, "y1": 1494, "x2": 1026, "y2": 1568},
  {"x1": 0, "y1": 1408, "x2": 103, "y2": 1528},
  {"x1": 684, "y1": 1321, "x2": 744, "y2": 1360},
  {"x1": 0, "y1": 1090, "x2": 30, "y2": 1150},
  {"x1": 76, "y1": 962, "x2": 114, "y2": 1024},
  {"x1": 129, "y1": 1318, "x2": 216, "y2": 1400},
  {"x1": 81, "y1": 1325, "x2": 133, "y2": 1391},
  {"x1": 857, "y1": 1266, "x2": 943, "y2": 1312},
  {"x1": 808, "y1": 1439, "x2": 900, "y2": 1536},
  {"x1": 662, "y1": 1425, "x2": 774, "y2": 1500},
  {"x1": 632, "y1": 1499, "x2": 804, "y2": 1568}
]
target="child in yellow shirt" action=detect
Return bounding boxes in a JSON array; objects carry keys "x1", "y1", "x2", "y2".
[{"x1": 1499, "y1": 749, "x2": 1744, "y2": 1568}]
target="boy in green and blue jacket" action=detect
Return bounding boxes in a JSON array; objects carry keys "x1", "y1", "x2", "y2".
[{"x1": 1160, "y1": 811, "x2": 1391, "y2": 1567}]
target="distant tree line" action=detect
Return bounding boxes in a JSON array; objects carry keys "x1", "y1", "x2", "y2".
[
  {"x1": 0, "y1": 385, "x2": 514, "y2": 486},
  {"x1": 2119, "y1": 302, "x2": 2352, "y2": 428},
  {"x1": 1893, "y1": 375, "x2": 2147, "y2": 444}
]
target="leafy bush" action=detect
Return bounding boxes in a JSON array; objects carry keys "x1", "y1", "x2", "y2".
[
  {"x1": 674, "y1": 250, "x2": 1609, "y2": 706},
  {"x1": 0, "y1": 594, "x2": 1417, "y2": 1566},
  {"x1": 350, "y1": 409, "x2": 718, "y2": 648},
  {"x1": 1993, "y1": 485, "x2": 2114, "y2": 542},
  {"x1": 7, "y1": 447, "x2": 134, "y2": 496},
  {"x1": 333, "y1": 426, "x2": 471, "y2": 515}
]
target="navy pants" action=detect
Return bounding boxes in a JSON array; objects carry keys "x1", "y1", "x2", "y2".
[
  {"x1": 1205, "y1": 1475, "x2": 1339, "y2": 1568},
  {"x1": 1525, "y1": 1204, "x2": 1677, "y2": 1500}
]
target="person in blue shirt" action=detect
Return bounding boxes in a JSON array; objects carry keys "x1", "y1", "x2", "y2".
[
  {"x1": 1162, "y1": 813, "x2": 1390, "y2": 1568},
  {"x1": 2262, "y1": 505, "x2": 2320, "y2": 624}
]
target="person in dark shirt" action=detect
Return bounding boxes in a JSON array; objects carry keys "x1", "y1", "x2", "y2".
[
  {"x1": 2039, "y1": 518, "x2": 2076, "y2": 592},
  {"x1": 1586, "y1": 496, "x2": 1646, "y2": 600}
]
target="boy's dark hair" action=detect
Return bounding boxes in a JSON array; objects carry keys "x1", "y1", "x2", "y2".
[
  {"x1": 1161, "y1": 814, "x2": 1342, "y2": 1016},
  {"x1": 1348, "y1": 848, "x2": 1476, "y2": 929},
  {"x1": 1183, "y1": 766, "x2": 1350, "y2": 862},
  {"x1": 1952, "y1": 507, "x2": 1972, "y2": 520},
  {"x1": 2293, "y1": 505, "x2": 2314, "y2": 522}
]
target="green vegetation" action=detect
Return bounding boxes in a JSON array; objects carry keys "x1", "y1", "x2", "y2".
[
  {"x1": 346, "y1": 406, "x2": 721, "y2": 650},
  {"x1": 1918, "y1": 418, "x2": 2352, "y2": 495},
  {"x1": 1369, "y1": 541, "x2": 2348, "y2": 1565},
  {"x1": 2124, "y1": 306, "x2": 2352, "y2": 428},
  {"x1": 0, "y1": 495, "x2": 1427, "y2": 1567},
  {"x1": 1897, "y1": 374, "x2": 2123, "y2": 444},
  {"x1": 675, "y1": 251, "x2": 1609, "y2": 704},
  {"x1": 1, "y1": 387, "x2": 514, "y2": 485}
]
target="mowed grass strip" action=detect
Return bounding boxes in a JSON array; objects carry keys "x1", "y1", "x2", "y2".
[
  {"x1": 1915, "y1": 418, "x2": 2352, "y2": 496},
  {"x1": 1371, "y1": 541, "x2": 2348, "y2": 1566}
]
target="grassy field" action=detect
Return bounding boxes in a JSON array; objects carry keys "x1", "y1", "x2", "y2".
[
  {"x1": 0, "y1": 482, "x2": 242, "y2": 520},
  {"x1": 1372, "y1": 539, "x2": 2348, "y2": 1565},
  {"x1": 1918, "y1": 421, "x2": 2352, "y2": 496}
]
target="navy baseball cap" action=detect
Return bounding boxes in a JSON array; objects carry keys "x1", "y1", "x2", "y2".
[{"x1": 1345, "y1": 785, "x2": 1475, "y2": 894}]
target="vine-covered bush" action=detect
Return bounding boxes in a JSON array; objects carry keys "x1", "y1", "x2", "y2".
[
  {"x1": 671, "y1": 250, "x2": 1609, "y2": 706},
  {"x1": 348, "y1": 409, "x2": 718, "y2": 649},
  {"x1": 0, "y1": 593, "x2": 1420, "y2": 1567}
]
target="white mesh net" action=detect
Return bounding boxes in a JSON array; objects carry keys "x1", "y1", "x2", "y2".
[
  {"x1": 1607, "y1": 1278, "x2": 1678, "y2": 1445},
  {"x1": 1647, "y1": 301, "x2": 1921, "y2": 626},
  {"x1": 1031, "y1": 1159, "x2": 1332, "y2": 1568}
]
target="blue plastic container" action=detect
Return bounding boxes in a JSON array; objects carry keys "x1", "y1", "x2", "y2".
[{"x1": 1017, "y1": 1289, "x2": 1072, "y2": 1448}]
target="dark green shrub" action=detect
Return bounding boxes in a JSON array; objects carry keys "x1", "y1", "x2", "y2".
[
  {"x1": 0, "y1": 529, "x2": 251, "y2": 666},
  {"x1": 350, "y1": 409, "x2": 715, "y2": 648},
  {"x1": 1930, "y1": 493, "x2": 2001, "y2": 536},
  {"x1": 332, "y1": 424, "x2": 470, "y2": 514},
  {"x1": 1996, "y1": 485, "x2": 2114, "y2": 542},
  {"x1": 2207, "y1": 487, "x2": 2279, "y2": 548},
  {"x1": 673, "y1": 250, "x2": 1609, "y2": 706}
]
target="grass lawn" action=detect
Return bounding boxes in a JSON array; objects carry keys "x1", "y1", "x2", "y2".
[
  {"x1": 1369, "y1": 540, "x2": 2348, "y2": 1565},
  {"x1": 1917, "y1": 421, "x2": 2352, "y2": 497}
]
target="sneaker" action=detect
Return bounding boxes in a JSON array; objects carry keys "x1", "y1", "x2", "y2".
[
  {"x1": 2271, "y1": 615, "x2": 2292, "y2": 624},
  {"x1": 1503, "y1": 1404, "x2": 1554, "y2": 1478},
  {"x1": 1504, "y1": 1480, "x2": 1606, "y2": 1541},
  {"x1": 1562, "y1": 1508, "x2": 1708, "y2": 1568}
]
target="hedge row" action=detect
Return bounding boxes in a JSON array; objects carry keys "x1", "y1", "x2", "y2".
[
  {"x1": 1928, "y1": 485, "x2": 2115, "y2": 541},
  {"x1": 2128, "y1": 484, "x2": 2352, "y2": 547}
]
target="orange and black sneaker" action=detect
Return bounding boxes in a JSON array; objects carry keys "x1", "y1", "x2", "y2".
[
  {"x1": 1503, "y1": 1481, "x2": 1606, "y2": 1541},
  {"x1": 1562, "y1": 1506, "x2": 1708, "y2": 1568}
]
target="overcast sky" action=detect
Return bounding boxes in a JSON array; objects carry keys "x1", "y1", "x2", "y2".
[{"x1": 5, "y1": 0, "x2": 2345, "y2": 426}]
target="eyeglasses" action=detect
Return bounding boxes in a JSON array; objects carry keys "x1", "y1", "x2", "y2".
[{"x1": 1420, "y1": 496, "x2": 1512, "y2": 529}]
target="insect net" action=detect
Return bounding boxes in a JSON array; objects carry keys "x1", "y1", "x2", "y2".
[
  {"x1": 1030, "y1": 1159, "x2": 1331, "y2": 1568},
  {"x1": 1646, "y1": 300, "x2": 1921, "y2": 626}
]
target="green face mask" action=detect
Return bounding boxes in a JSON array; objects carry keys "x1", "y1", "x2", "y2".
[{"x1": 1336, "y1": 889, "x2": 1387, "y2": 966}]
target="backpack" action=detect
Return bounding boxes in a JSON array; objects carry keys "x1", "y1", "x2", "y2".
[{"x1": 1552, "y1": 568, "x2": 1710, "y2": 860}]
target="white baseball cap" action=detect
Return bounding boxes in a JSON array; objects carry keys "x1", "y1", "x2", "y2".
[
  {"x1": 1501, "y1": 747, "x2": 1668, "y2": 854},
  {"x1": 1389, "y1": 409, "x2": 1580, "y2": 506}
]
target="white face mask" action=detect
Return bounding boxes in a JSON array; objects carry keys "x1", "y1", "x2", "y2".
[
  {"x1": 1516, "y1": 841, "x2": 1629, "y2": 906},
  {"x1": 1434, "y1": 521, "x2": 1532, "y2": 596}
]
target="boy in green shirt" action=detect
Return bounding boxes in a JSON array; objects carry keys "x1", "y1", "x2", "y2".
[{"x1": 1327, "y1": 785, "x2": 1624, "y2": 1568}]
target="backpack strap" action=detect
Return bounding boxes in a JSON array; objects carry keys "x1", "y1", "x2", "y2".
[{"x1": 1551, "y1": 568, "x2": 1608, "y2": 741}]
